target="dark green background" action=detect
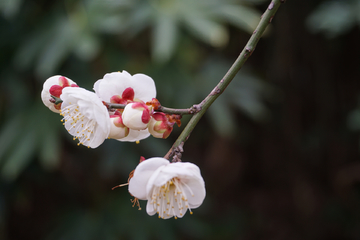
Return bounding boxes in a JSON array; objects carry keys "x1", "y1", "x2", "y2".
[{"x1": 1, "y1": 0, "x2": 360, "y2": 239}]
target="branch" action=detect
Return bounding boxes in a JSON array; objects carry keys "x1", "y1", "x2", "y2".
[
  {"x1": 164, "y1": 0, "x2": 285, "y2": 160},
  {"x1": 106, "y1": 103, "x2": 196, "y2": 115},
  {"x1": 53, "y1": 97, "x2": 196, "y2": 115}
]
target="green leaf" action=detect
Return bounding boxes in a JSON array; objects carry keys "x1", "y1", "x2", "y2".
[
  {"x1": 207, "y1": 96, "x2": 237, "y2": 137},
  {"x1": 74, "y1": 33, "x2": 100, "y2": 61},
  {"x1": 306, "y1": 1, "x2": 355, "y2": 38},
  {"x1": 182, "y1": 12, "x2": 228, "y2": 47},
  {"x1": 0, "y1": 116, "x2": 22, "y2": 165},
  {"x1": 218, "y1": 4, "x2": 261, "y2": 33},
  {"x1": 13, "y1": 29, "x2": 50, "y2": 70},
  {"x1": 152, "y1": 13, "x2": 178, "y2": 62},
  {"x1": 0, "y1": 0, "x2": 22, "y2": 19},
  {"x1": 35, "y1": 17, "x2": 77, "y2": 78},
  {"x1": 1, "y1": 128, "x2": 37, "y2": 181},
  {"x1": 123, "y1": 2, "x2": 152, "y2": 38},
  {"x1": 348, "y1": 109, "x2": 360, "y2": 131},
  {"x1": 38, "y1": 121, "x2": 61, "y2": 171}
]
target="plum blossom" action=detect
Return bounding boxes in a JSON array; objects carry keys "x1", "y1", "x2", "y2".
[
  {"x1": 94, "y1": 71, "x2": 156, "y2": 142},
  {"x1": 129, "y1": 157, "x2": 206, "y2": 219},
  {"x1": 60, "y1": 87, "x2": 110, "y2": 148},
  {"x1": 94, "y1": 71, "x2": 156, "y2": 104},
  {"x1": 41, "y1": 75, "x2": 78, "y2": 113}
]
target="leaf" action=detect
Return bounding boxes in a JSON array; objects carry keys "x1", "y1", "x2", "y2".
[
  {"x1": 38, "y1": 109, "x2": 62, "y2": 171},
  {"x1": 0, "y1": 115, "x2": 22, "y2": 165},
  {"x1": 218, "y1": 4, "x2": 261, "y2": 33},
  {"x1": 123, "y1": 2, "x2": 152, "y2": 38},
  {"x1": 207, "y1": 96, "x2": 237, "y2": 137},
  {"x1": 347, "y1": 109, "x2": 360, "y2": 131},
  {"x1": 1, "y1": 128, "x2": 37, "y2": 181},
  {"x1": 152, "y1": 13, "x2": 178, "y2": 62},
  {"x1": 0, "y1": 0, "x2": 22, "y2": 19},
  {"x1": 35, "y1": 17, "x2": 77, "y2": 78},
  {"x1": 74, "y1": 32, "x2": 101, "y2": 61},
  {"x1": 181, "y1": 12, "x2": 228, "y2": 47},
  {"x1": 306, "y1": 1, "x2": 355, "y2": 38}
]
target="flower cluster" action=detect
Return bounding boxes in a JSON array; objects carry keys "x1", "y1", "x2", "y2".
[
  {"x1": 41, "y1": 71, "x2": 205, "y2": 219},
  {"x1": 41, "y1": 71, "x2": 179, "y2": 148}
]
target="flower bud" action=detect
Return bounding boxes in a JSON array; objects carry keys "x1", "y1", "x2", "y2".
[
  {"x1": 41, "y1": 75, "x2": 78, "y2": 113},
  {"x1": 108, "y1": 111, "x2": 130, "y2": 139},
  {"x1": 148, "y1": 112, "x2": 173, "y2": 139},
  {"x1": 122, "y1": 102, "x2": 151, "y2": 130}
]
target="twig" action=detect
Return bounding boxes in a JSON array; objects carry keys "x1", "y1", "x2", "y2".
[{"x1": 164, "y1": 0, "x2": 285, "y2": 159}]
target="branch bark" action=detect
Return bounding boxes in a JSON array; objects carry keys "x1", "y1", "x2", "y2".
[{"x1": 164, "y1": 0, "x2": 285, "y2": 160}]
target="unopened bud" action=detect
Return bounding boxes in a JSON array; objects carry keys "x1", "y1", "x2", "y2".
[
  {"x1": 122, "y1": 102, "x2": 151, "y2": 130},
  {"x1": 108, "y1": 111, "x2": 129, "y2": 139},
  {"x1": 148, "y1": 112, "x2": 173, "y2": 139}
]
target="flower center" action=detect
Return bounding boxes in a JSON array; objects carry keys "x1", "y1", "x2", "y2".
[
  {"x1": 60, "y1": 104, "x2": 96, "y2": 147},
  {"x1": 150, "y1": 177, "x2": 194, "y2": 219}
]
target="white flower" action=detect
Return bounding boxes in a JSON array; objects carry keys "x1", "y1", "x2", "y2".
[
  {"x1": 93, "y1": 71, "x2": 156, "y2": 142},
  {"x1": 94, "y1": 71, "x2": 156, "y2": 104},
  {"x1": 41, "y1": 75, "x2": 78, "y2": 113},
  {"x1": 122, "y1": 102, "x2": 151, "y2": 130},
  {"x1": 60, "y1": 87, "x2": 110, "y2": 148},
  {"x1": 129, "y1": 157, "x2": 206, "y2": 219},
  {"x1": 117, "y1": 129, "x2": 151, "y2": 142}
]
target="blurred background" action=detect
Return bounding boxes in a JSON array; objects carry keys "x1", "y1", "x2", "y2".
[{"x1": 1, "y1": 0, "x2": 360, "y2": 239}]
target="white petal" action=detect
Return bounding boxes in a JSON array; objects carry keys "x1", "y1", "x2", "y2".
[
  {"x1": 41, "y1": 75, "x2": 76, "y2": 113},
  {"x1": 122, "y1": 103, "x2": 149, "y2": 130},
  {"x1": 117, "y1": 129, "x2": 150, "y2": 142},
  {"x1": 93, "y1": 71, "x2": 156, "y2": 103},
  {"x1": 146, "y1": 162, "x2": 206, "y2": 209},
  {"x1": 60, "y1": 87, "x2": 110, "y2": 148},
  {"x1": 131, "y1": 73, "x2": 156, "y2": 102},
  {"x1": 164, "y1": 163, "x2": 205, "y2": 206},
  {"x1": 148, "y1": 162, "x2": 200, "y2": 187},
  {"x1": 129, "y1": 158, "x2": 169, "y2": 200},
  {"x1": 146, "y1": 200, "x2": 157, "y2": 216},
  {"x1": 41, "y1": 89, "x2": 59, "y2": 113}
]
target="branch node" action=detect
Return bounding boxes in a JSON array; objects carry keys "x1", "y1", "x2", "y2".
[
  {"x1": 245, "y1": 46, "x2": 253, "y2": 53},
  {"x1": 172, "y1": 142, "x2": 184, "y2": 163},
  {"x1": 190, "y1": 104, "x2": 202, "y2": 114},
  {"x1": 268, "y1": 1, "x2": 274, "y2": 10},
  {"x1": 210, "y1": 86, "x2": 221, "y2": 96},
  {"x1": 245, "y1": 46, "x2": 254, "y2": 57}
]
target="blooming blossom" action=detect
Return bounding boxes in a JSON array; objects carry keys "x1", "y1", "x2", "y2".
[
  {"x1": 41, "y1": 75, "x2": 78, "y2": 113},
  {"x1": 60, "y1": 87, "x2": 110, "y2": 148},
  {"x1": 129, "y1": 157, "x2": 206, "y2": 219},
  {"x1": 94, "y1": 71, "x2": 156, "y2": 104},
  {"x1": 93, "y1": 71, "x2": 156, "y2": 142}
]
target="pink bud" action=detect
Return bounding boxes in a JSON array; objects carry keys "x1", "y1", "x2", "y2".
[
  {"x1": 49, "y1": 85, "x2": 63, "y2": 98},
  {"x1": 41, "y1": 75, "x2": 78, "y2": 113},
  {"x1": 148, "y1": 112, "x2": 173, "y2": 139}
]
